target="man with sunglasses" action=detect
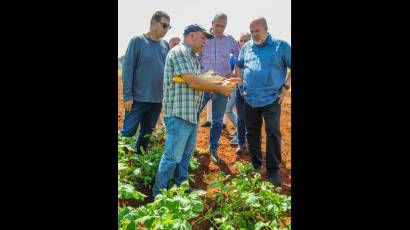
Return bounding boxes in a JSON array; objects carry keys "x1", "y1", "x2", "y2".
[
  {"x1": 121, "y1": 11, "x2": 171, "y2": 155},
  {"x1": 198, "y1": 13, "x2": 240, "y2": 164}
]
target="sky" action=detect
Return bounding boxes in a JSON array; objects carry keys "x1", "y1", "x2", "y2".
[{"x1": 118, "y1": 0, "x2": 291, "y2": 57}]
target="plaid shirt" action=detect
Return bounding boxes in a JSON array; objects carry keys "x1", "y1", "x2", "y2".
[{"x1": 162, "y1": 43, "x2": 204, "y2": 124}]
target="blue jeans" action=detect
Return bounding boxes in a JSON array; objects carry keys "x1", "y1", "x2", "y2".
[
  {"x1": 199, "y1": 92, "x2": 228, "y2": 154},
  {"x1": 153, "y1": 116, "x2": 198, "y2": 196},
  {"x1": 225, "y1": 91, "x2": 237, "y2": 128},
  {"x1": 235, "y1": 87, "x2": 246, "y2": 145},
  {"x1": 121, "y1": 101, "x2": 162, "y2": 154}
]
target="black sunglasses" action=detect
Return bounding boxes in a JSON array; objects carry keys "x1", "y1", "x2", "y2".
[{"x1": 161, "y1": 23, "x2": 171, "y2": 30}]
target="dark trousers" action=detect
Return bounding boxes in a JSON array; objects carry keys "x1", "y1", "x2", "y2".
[
  {"x1": 244, "y1": 100, "x2": 282, "y2": 173},
  {"x1": 121, "y1": 101, "x2": 162, "y2": 154},
  {"x1": 235, "y1": 87, "x2": 246, "y2": 145}
]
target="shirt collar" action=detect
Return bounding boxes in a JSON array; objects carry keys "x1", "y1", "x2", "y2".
[
  {"x1": 212, "y1": 34, "x2": 226, "y2": 39},
  {"x1": 182, "y1": 42, "x2": 195, "y2": 54},
  {"x1": 182, "y1": 42, "x2": 201, "y2": 61}
]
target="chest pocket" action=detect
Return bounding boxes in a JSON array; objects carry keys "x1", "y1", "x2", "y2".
[{"x1": 200, "y1": 43, "x2": 213, "y2": 65}]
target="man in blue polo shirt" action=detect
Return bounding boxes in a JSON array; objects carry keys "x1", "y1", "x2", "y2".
[{"x1": 236, "y1": 17, "x2": 291, "y2": 189}]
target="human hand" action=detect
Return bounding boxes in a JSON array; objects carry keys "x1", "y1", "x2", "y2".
[{"x1": 124, "y1": 100, "x2": 133, "y2": 112}]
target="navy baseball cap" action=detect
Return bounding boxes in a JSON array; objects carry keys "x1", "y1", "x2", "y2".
[{"x1": 183, "y1": 24, "x2": 214, "y2": 39}]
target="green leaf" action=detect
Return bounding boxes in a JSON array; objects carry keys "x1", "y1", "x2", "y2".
[
  {"x1": 133, "y1": 168, "x2": 141, "y2": 176},
  {"x1": 188, "y1": 173, "x2": 196, "y2": 183},
  {"x1": 208, "y1": 181, "x2": 224, "y2": 189},
  {"x1": 118, "y1": 206, "x2": 132, "y2": 220},
  {"x1": 192, "y1": 200, "x2": 204, "y2": 213},
  {"x1": 119, "y1": 206, "x2": 134, "y2": 228},
  {"x1": 119, "y1": 183, "x2": 135, "y2": 199},
  {"x1": 245, "y1": 193, "x2": 260, "y2": 207},
  {"x1": 143, "y1": 176, "x2": 151, "y2": 182},
  {"x1": 172, "y1": 220, "x2": 192, "y2": 230},
  {"x1": 214, "y1": 217, "x2": 227, "y2": 224},
  {"x1": 118, "y1": 163, "x2": 127, "y2": 171},
  {"x1": 180, "y1": 181, "x2": 190, "y2": 191},
  {"x1": 165, "y1": 198, "x2": 179, "y2": 212},
  {"x1": 132, "y1": 190, "x2": 147, "y2": 201},
  {"x1": 189, "y1": 157, "x2": 200, "y2": 170},
  {"x1": 126, "y1": 218, "x2": 136, "y2": 230},
  {"x1": 219, "y1": 221, "x2": 235, "y2": 230},
  {"x1": 139, "y1": 215, "x2": 155, "y2": 228},
  {"x1": 119, "y1": 219, "x2": 130, "y2": 230},
  {"x1": 221, "y1": 184, "x2": 229, "y2": 192},
  {"x1": 158, "y1": 206, "x2": 168, "y2": 215}
]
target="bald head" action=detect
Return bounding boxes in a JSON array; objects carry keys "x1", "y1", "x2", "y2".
[
  {"x1": 169, "y1": 37, "x2": 181, "y2": 49},
  {"x1": 250, "y1": 17, "x2": 268, "y2": 30},
  {"x1": 238, "y1": 32, "x2": 251, "y2": 48},
  {"x1": 250, "y1": 17, "x2": 268, "y2": 45},
  {"x1": 183, "y1": 31, "x2": 208, "y2": 53}
]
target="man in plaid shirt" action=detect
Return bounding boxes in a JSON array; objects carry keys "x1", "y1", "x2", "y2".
[{"x1": 153, "y1": 24, "x2": 237, "y2": 196}]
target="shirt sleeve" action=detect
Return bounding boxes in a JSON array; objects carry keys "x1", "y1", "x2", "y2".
[
  {"x1": 236, "y1": 45, "x2": 245, "y2": 69},
  {"x1": 173, "y1": 50, "x2": 197, "y2": 76},
  {"x1": 122, "y1": 37, "x2": 140, "y2": 102},
  {"x1": 281, "y1": 41, "x2": 291, "y2": 69},
  {"x1": 229, "y1": 55, "x2": 236, "y2": 71},
  {"x1": 231, "y1": 36, "x2": 240, "y2": 57}
]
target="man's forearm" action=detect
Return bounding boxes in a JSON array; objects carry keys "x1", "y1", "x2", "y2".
[
  {"x1": 285, "y1": 70, "x2": 291, "y2": 86},
  {"x1": 122, "y1": 69, "x2": 134, "y2": 102},
  {"x1": 234, "y1": 66, "x2": 242, "y2": 79},
  {"x1": 185, "y1": 75, "x2": 227, "y2": 94},
  {"x1": 122, "y1": 40, "x2": 137, "y2": 102}
]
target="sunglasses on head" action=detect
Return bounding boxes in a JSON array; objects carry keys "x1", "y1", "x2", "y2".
[{"x1": 161, "y1": 23, "x2": 171, "y2": 30}]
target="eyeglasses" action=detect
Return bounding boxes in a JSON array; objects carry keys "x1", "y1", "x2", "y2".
[{"x1": 161, "y1": 23, "x2": 172, "y2": 30}]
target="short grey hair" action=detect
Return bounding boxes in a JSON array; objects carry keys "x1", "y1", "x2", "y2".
[
  {"x1": 239, "y1": 32, "x2": 251, "y2": 40},
  {"x1": 213, "y1": 13, "x2": 227, "y2": 22}
]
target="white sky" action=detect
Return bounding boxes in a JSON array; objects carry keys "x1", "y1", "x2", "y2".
[{"x1": 118, "y1": 0, "x2": 291, "y2": 57}]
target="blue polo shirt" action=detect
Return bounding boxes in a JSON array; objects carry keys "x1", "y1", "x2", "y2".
[{"x1": 237, "y1": 35, "x2": 291, "y2": 107}]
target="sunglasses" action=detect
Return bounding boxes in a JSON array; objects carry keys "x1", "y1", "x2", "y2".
[{"x1": 161, "y1": 23, "x2": 172, "y2": 30}]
